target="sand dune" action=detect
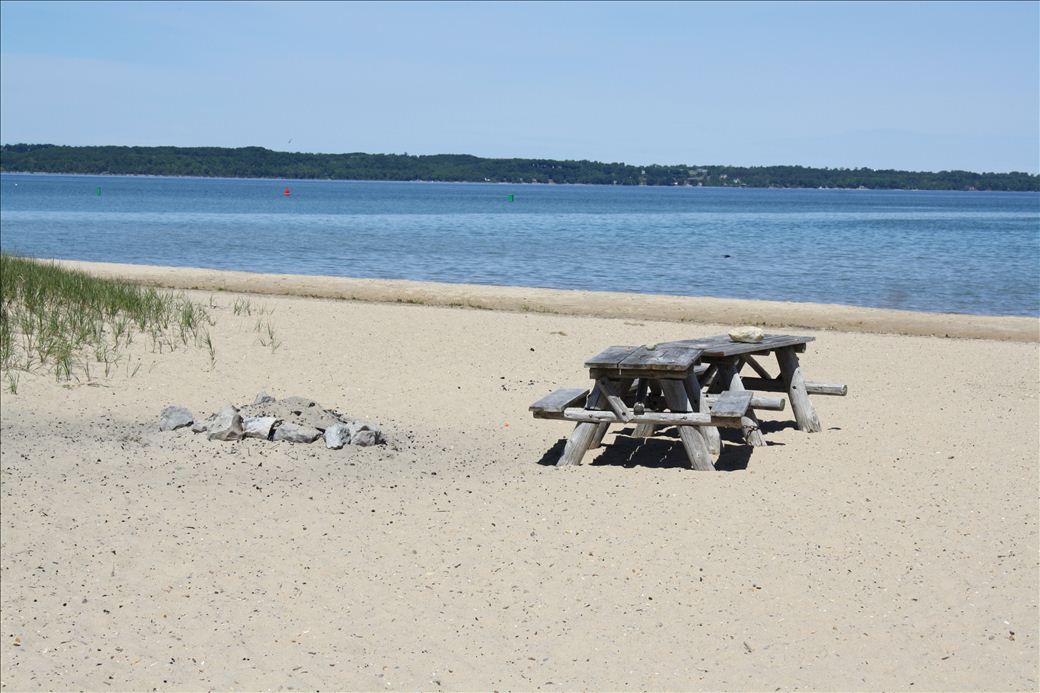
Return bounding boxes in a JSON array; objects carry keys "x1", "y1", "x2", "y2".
[{"x1": 1, "y1": 267, "x2": 1037, "y2": 690}]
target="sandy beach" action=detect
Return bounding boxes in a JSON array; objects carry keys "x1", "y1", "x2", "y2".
[
  {"x1": 1, "y1": 263, "x2": 1037, "y2": 691},
  {"x1": 53, "y1": 260, "x2": 1040, "y2": 343}
]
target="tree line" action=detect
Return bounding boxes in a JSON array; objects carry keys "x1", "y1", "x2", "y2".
[{"x1": 1, "y1": 144, "x2": 1036, "y2": 191}]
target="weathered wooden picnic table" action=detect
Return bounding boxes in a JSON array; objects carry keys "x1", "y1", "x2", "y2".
[{"x1": 530, "y1": 333, "x2": 847, "y2": 470}]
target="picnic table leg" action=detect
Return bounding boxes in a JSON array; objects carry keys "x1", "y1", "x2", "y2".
[
  {"x1": 700, "y1": 364, "x2": 718, "y2": 391},
  {"x1": 589, "y1": 378, "x2": 632, "y2": 449},
  {"x1": 628, "y1": 380, "x2": 661, "y2": 434},
  {"x1": 660, "y1": 380, "x2": 715, "y2": 471},
  {"x1": 557, "y1": 388, "x2": 606, "y2": 466},
  {"x1": 633, "y1": 378, "x2": 657, "y2": 438},
  {"x1": 683, "y1": 372, "x2": 720, "y2": 455},
  {"x1": 776, "y1": 346, "x2": 822, "y2": 433},
  {"x1": 707, "y1": 365, "x2": 728, "y2": 394},
  {"x1": 632, "y1": 423, "x2": 655, "y2": 438},
  {"x1": 722, "y1": 360, "x2": 766, "y2": 447}
]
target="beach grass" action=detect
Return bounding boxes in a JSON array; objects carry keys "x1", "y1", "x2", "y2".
[{"x1": 0, "y1": 254, "x2": 214, "y2": 383}]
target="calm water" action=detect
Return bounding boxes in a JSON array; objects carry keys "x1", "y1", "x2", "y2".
[{"x1": 1, "y1": 173, "x2": 1038, "y2": 316}]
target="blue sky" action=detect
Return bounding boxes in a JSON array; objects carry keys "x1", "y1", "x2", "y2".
[{"x1": 1, "y1": 1, "x2": 1037, "y2": 172}]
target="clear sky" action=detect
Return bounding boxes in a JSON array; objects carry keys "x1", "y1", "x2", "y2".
[{"x1": 1, "y1": 1, "x2": 1037, "y2": 172}]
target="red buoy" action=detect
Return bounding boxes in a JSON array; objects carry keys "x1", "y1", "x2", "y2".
[{"x1": 283, "y1": 187, "x2": 291, "y2": 197}]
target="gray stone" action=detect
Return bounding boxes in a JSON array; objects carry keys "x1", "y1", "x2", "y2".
[
  {"x1": 238, "y1": 397, "x2": 341, "y2": 431},
  {"x1": 351, "y1": 424, "x2": 384, "y2": 445},
  {"x1": 207, "y1": 405, "x2": 244, "y2": 441},
  {"x1": 191, "y1": 414, "x2": 216, "y2": 434},
  {"x1": 347, "y1": 421, "x2": 372, "y2": 436},
  {"x1": 159, "y1": 406, "x2": 193, "y2": 432},
  {"x1": 350, "y1": 430, "x2": 381, "y2": 447},
  {"x1": 323, "y1": 423, "x2": 353, "y2": 449},
  {"x1": 242, "y1": 416, "x2": 279, "y2": 440},
  {"x1": 728, "y1": 326, "x2": 765, "y2": 343},
  {"x1": 272, "y1": 422, "x2": 322, "y2": 444},
  {"x1": 339, "y1": 420, "x2": 385, "y2": 446},
  {"x1": 253, "y1": 391, "x2": 275, "y2": 405}
]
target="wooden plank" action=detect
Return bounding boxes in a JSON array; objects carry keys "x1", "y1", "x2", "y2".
[
  {"x1": 557, "y1": 408, "x2": 745, "y2": 428},
  {"x1": 710, "y1": 390, "x2": 753, "y2": 418},
  {"x1": 660, "y1": 334, "x2": 814, "y2": 358},
  {"x1": 589, "y1": 422, "x2": 610, "y2": 450},
  {"x1": 702, "y1": 426, "x2": 721, "y2": 455},
  {"x1": 723, "y1": 368, "x2": 766, "y2": 447},
  {"x1": 656, "y1": 335, "x2": 731, "y2": 351},
  {"x1": 530, "y1": 387, "x2": 589, "y2": 414},
  {"x1": 632, "y1": 379, "x2": 650, "y2": 432},
  {"x1": 632, "y1": 423, "x2": 656, "y2": 438},
  {"x1": 596, "y1": 377, "x2": 634, "y2": 423},
  {"x1": 704, "y1": 393, "x2": 785, "y2": 411},
  {"x1": 646, "y1": 380, "x2": 665, "y2": 412},
  {"x1": 682, "y1": 373, "x2": 703, "y2": 412},
  {"x1": 706, "y1": 335, "x2": 813, "y2": 357},
  {"x1": 740, "y1": 416, "x2": 761, "y2": 442},
  {"x1": 618, "y1": 345, "x2": 703, "y2": 373},
  {"x1": 593, "y1": 366, "x2": 696, "y2": 380},
  {"x1": 740, "y1": 377, "x2": 847, "y2": 396},
  {"x1": 708, "y1": 361, "x2": 735, "y2": 395},
  {"x1": 556, "y1": 388, "x2": 605, "y2": 466},
  {"x1": 804, "y1": 382, "x2": 847, "y2": 396},
  {"x1": 634, "y1": 378, "x2": 649, "y2": 411},
  {"x1": 700, "y1": 364, "x2": 718, "y2": 390},
  {"x1": 589, "y1": 378, "x2": 633, "y2": 449},
  {"x1": 776, "y1": 347, "x2": 822, "y2": 433},
  {"x1": 684, "y1": 371, "x2": 719, "y2": 455},
  {"x1": 659, "y1": 381, "x2": 716, "y2": 470},
  {"x1": 584, "y1": 345, "x2": 639, "y2": 370},
  {"x1": 741, "y1": 355, "x2": 774, "y2": 380}
]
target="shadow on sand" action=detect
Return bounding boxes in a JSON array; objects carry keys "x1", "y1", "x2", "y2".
[
  {"x1": 536, "y1": 426, "x2": 783, "y2": 471},
  {"x1": 757, "y1": 419, "x2": 799, "y2": 435}
]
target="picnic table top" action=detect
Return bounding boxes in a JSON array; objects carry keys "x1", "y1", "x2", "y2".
[{"x1": 584, "y1": 334, "x2": 815, "y2": 374}]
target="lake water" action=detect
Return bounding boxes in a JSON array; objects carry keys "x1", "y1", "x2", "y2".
[{"x1": 1, "y1": 173, "x2": 1038, "y2": 316}]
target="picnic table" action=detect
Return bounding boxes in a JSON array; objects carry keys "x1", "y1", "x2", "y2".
[{"x1": 530, "y1": 333, "x2": 847, "y2": 470}]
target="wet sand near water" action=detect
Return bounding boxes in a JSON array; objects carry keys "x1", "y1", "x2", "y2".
[{"x1": 53, "y1": 260, "x2": 1040, "y2": 343}]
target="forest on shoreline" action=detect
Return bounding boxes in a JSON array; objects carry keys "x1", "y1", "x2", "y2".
[{"x1": 2, "y1": 144, "x2": 1037, "y2": 191}]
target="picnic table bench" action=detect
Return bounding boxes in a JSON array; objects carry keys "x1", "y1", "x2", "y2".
[{"x1": 531, "y1": 333, "x2": 847, "y2": 470}]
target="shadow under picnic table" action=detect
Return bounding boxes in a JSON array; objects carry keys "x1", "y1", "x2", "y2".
[
  {"x1": 535, "y1": 428, "x2": 759, "y2": 471},
  {"x1": 756, "y1": 419, "x2": 800, "y2": 435}
]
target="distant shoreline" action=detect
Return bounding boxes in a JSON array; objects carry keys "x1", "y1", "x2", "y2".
[
  {"x1": 52, "y1": 260, "x2": 1040, "y2": 342},
  {"x1": 4, "y1": 144, "x2": 1036, "y2": 191},
  {"x1": 4, "y1": 170, "x2": 1038, "y2": 194}
]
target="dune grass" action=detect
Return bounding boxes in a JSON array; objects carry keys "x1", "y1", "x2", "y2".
[{"x1": 0, "y1": 254, "x2": 214, "y2": 386}]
